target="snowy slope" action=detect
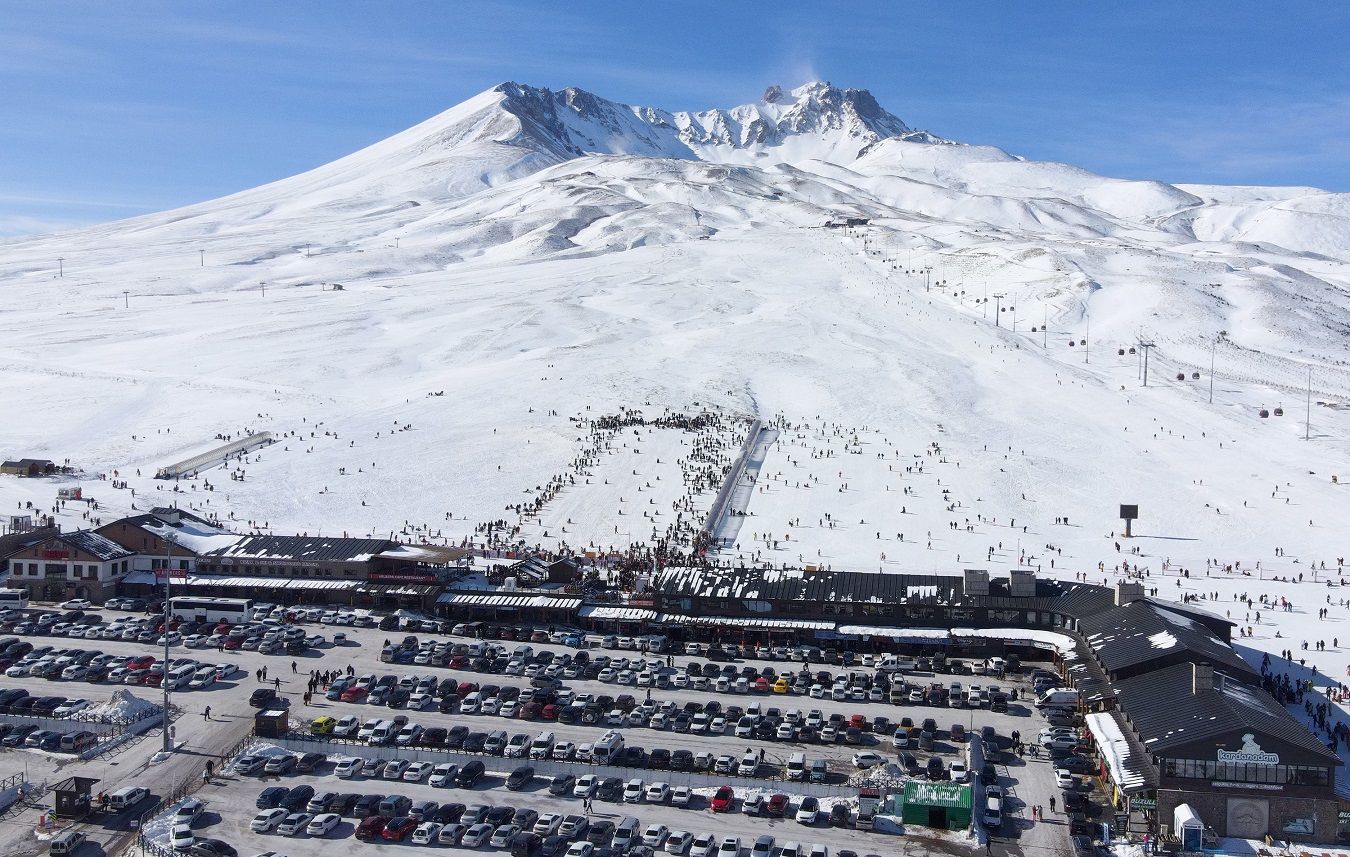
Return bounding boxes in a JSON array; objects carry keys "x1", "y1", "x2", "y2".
[{"x1": 3, "y1": 80, "x2": 1350, "y2": 657}]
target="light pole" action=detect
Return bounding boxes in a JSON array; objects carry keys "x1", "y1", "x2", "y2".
[
  {"x1": 123, "y1": 291, "x2": 129, "y2": 309},
  {"x1": 1209, "y1": 338, "x2": 1216, "y2": 404},
  {"x1": 154, "y1": 530, "x2": 176, "y2": 761}
]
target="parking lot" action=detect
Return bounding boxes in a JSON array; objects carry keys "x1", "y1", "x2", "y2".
[{"x1": 0, "y1": 604, "x2": 1085, "y2": 857}]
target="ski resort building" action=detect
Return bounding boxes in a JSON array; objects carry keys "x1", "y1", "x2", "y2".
[{"x1": 4, "y1": 530, "x2": 134, "y2": 601}]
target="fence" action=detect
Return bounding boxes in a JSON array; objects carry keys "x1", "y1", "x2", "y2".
[{"x1": 264, "y1": 731, "x2": 857, "y2": 800}]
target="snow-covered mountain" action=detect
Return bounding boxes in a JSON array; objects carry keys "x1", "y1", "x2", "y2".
[{"x1": 4, "y1": 80, "x2": 1350, "y2": 610}]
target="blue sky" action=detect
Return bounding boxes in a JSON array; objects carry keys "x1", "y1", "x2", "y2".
[{"x1": 3, "y1": 1, "x2": 1348, "y2": 235}]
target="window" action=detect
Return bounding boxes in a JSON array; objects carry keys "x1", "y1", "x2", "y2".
[{"x1": 73, "y1": 565, "x2": 84, "y2": 576}]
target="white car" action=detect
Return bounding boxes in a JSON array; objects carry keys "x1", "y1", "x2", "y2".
[
  {"x1": 573, "y1": 774, "x2": 599, "y2": 798},
  {"x1": 690, "y1": 834, "x2": 717, "y2": 857},
  {"x1": 306, "y1": 813, "x2": 341, "y2": 836},
  {"x1": 412, "y1": 822, "x2": 443, "y2": 845},
  {"x1": 183, "y1": 635, "x2": 208, "y2": 649},
  {"x1": 429, "y1": 763, "x2": 459, "y2": 788},
  {"x1": 251, "y1": 808, "x2": 288, "y2": 832},
  {"x1": 170, "y1": 824, "x2": 196, "y2": 850},
  {"x1": 52, "y1": 699, "x2": 91, "y2": 717},
  {"x1": 157, "y1": 631, "x2": 183, "y2": 646},
  {"x1": 490, "y1": 824, "x2": 521, "y2": 849},
  {"x1": 277, "y1": 813, "x2": 312, "y2": 836},
  {"x1": 334, "y1": 758, "x2": 362, "y2": 779},
  {"x1": 646, "y1": 782, "x2": 671, "y2": 804},
  {"x1": 666, "y1": 831, "x2": 694, "y2": 855},
  {"x1": 671, "y1": 785, "x2": 692, "y2": 807},
  {"x1": 623, "y1": 779, "x2": 645, "y2": 803},
  {"x1": 1056, "y1": 769, "x2": 1078, "y2": 789},
  {"x1": 643, "y1": 824, "x2": 670, "y2": 848},
  {"x1": 60, "y1": 599, "x2": 92, "y2": 610},
  {"x1": 173, "y1": 798, "x2": 205, "y2": 825},
  {"x1": 718, "y1": 837, "x2": 741, "y2": 857},
  {"x1": 950, "y1": 761, "x2": 970, "y2": 783},
  {"x1": 852, "y1": 751, "x2": 887, "y2": 769},
  {"x1": 403, "y1": 761, "x2": 434, "y2": 782},
  {"x1": 565, "y1": 844, "x2": 595, "y2": 857}
]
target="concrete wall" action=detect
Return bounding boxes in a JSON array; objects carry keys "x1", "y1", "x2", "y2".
[{"x1": 1157, "y1": 787, "x2": 1341, "y2": 844}]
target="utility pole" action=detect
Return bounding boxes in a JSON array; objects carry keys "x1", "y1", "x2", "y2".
[
  {"x1": 305, "y1": 243, "x2": 310, "y2": 258},
  {"x1": 123, "y1": 291, "x2": 129, "y2": 308},
  {"x1": 992, "y1": 294, "x2": 1006, "y2": 327},
  {"x1": 58, "y1": 257, "x2": 64, "y2": 278},
  {"x1": 1306, "y1": 367, "x2": 1313, "y2": 440},
  {"x1": 1138, "y1": 339, "x2": 1156, "y2": 386},
  {"x1": 1043, "y1": 305, "x2": 1048, "y2": 348},
  {"x1": 199, "y1": 250, "x2": 204, "y2": 267},
  {"x1": 1209, "y1": 338, "x2": 1216, "y2": 404},
  {"x1": 260, "y1": 282, "x2": 266, "y2": 298},
  {"x1": 153, "y1": 531, "x2": 176, "y2": 761},
  {"x1": 395, "y1": 237, "x2": 400, "y2": 249},
  {"x1": 1084, "y1": 314, "x2": 1090, "y2": 364}
]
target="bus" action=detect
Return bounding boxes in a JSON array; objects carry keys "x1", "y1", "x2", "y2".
[
  {"x1": 169, "y1": 596, "x2": 254, "y2": 625},
  {"x1": 0, "y1": 589, "x2": 30, "y2": 610}
]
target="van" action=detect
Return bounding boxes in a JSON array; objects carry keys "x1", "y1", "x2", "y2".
[
  {"x1": 379, "y1": 794, "x2": 411, "y2": 817},
  {"x1": 856, "y1": 805, "x2": 876, "y2": 831},
  {"x1": 368, "y1": 720, "x2": 399, "y2": 745},
  {"x1": 809, "y1": 760, "x2": 828, "y2": 783},
  {"x1": 167, "y1": 664, "x2": 196, "y2": 690},
  {"x1": 108, "y1": 786, "x2": 150, "y2": 811},
  {"x1": 50, "y1": 829, "x2": 87, "y2": 855},
  {"x1": 1037, "y1": 689, "x2": 1080, "y2": 708},
  {"x1": 786, "y1": 753, "x2": 807, "y2": 781},
  {"x1": 592, "y1": 730, "x2": 624, "y2": 765},
  {"x1": 613, "y1": 817, "x2": 641, "y2": 850},
  {"x1": 484, "y1": 730, "x2": 508, "y2": 755},
  {"x1": 187, "y1": 665, "x2": 217, "y2": 690},
  {"x1": 530, "y1": 731, "x2": 555, "y2": 760}
]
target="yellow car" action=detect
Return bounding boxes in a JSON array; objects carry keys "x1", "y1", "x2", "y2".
[
  {"x1": 309, "y1": 716, "x2": 337, "y2": 735},
  {"x1": 772, "y1": 677, "x2": 790, "y2": 694}
]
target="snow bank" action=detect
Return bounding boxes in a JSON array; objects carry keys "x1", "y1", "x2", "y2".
[{"x1": 87, "y1": 690, "x2": 161, "y2": 724}]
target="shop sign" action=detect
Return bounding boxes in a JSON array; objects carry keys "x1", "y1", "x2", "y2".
[
  {"x1": 41, "y1": 549, "x2": 71, "y2": 559},
  {"x1": 367, "y1": 572, "x2": 439, "y2": 583},
  {"x1": 1131, "y1": 797, "x2": 1157, "y2": 811},
  {"x1": 1217, "y1": 734, "x2": 1279, "y2": 765},
  {"x1": 1337, "y1": 810, "x2": 1350, "y2": 824},
  {"x1": 627, "y1": 598, "x2": 654, "y2": 608}
]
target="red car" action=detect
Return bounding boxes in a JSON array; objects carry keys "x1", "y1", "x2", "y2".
[
  {"x1": 355, "y1": 816, "x2": 388, "y2": 841},
  {"x1": 448, "y1": 656, "x2": 468, "y2": 669},
  {"x1": 849, "y1": 714, "x2": 868, "y2": 731},
  {"x1": 767, "y1": 794, "x2": 789, "y2": 817},
  {"x1": 223, "y1": 638, "x2": 243, "y2": 651},
  {"x1": 541, "y1": 704, "x2": 559, "y2": 721},
  {"x1": 340, "y1": 687, "x2": 369, "y2": 703},
  {"x1": 456, "y1": 682, "x2": 479, "y2": 697},
  {"x1": 126, "y1": 655, "x2": 155, "y2": 669},
  {"x1": 711, "y1": 786, "x2": 735, "y2": 812},
  {"x1": 753, "y1": 677, "x2": 771, "y2": 693},
  {"x1": 381, "y1": 816, "x2": 417, "y2": 841}
]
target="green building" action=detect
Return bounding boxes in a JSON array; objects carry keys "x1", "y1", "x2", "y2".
[{"x1": 901, "y1": 780, "x2": 972, "y2": 830}]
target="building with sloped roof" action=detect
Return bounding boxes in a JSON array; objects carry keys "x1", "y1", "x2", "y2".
[
  {"x1": 1076, "y1": 599, "x2": 1256, "y2": 683},
  {"x1": 5, "y1": 529, "x2": 134, "y2": 601},
  {"x1": 1108, "y1": 662, "x2": 1342, "y2": 843}
]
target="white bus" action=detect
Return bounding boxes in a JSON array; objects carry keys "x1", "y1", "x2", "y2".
[
  {"x1": 0, "y1": 589, "x2": 30, "y2": 609},
  {"x1": 169, "y1": 596, "x2": 253, "y2": 625}
]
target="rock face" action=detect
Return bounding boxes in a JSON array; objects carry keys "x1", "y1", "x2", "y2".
[{"x1": 490, "y1": 80, "x2": 938, "y2": 164}]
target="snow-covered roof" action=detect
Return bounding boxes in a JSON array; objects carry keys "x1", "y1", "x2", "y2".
[{"x1": 1086, "y1": 710, "x2": 1156, "y2": 794}]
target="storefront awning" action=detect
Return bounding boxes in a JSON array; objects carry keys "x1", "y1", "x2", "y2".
[
  {"x1": 658, "y1": 614, "x2": 834, "y2": 631},
  {"x1": 124, "y1": 571, "x2": 362, "y2": 591},
  {"x1": 579, "y1": 606, "x2": 658, "y2": 621},
  {"x1": 436, "y1": 593, "x2": 581, "y2": 610},
  {"x1": 1087, "y1": 710, "x2": 1158, "y2": 794}
]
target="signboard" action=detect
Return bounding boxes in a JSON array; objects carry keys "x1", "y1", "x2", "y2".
[
  {"x1": 154, "y1": 569, "x2": 188, "y2": 580},
  {"x1": 857, "y1": 788, "x2": 881, "y2": 813},
  {"x1": 1119, "y1": 504, "x2": 1139, "y2": 520},
  {"x1": 1217, "y1": 735, "x2": 1279, "y2": 765},
  {"x1": 41, "y1": 549, "x2": 71, "y2": 559},
  {"x1": 367, "y1": 571, "x2": 439, "y2": 584},
  {"x1": 1131, "y1": 797, "x2": 1157, "y2": 811}
]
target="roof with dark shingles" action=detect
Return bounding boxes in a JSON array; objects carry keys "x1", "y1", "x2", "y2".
[
  {"x1": 1116, "y1": 663, "x2": 1342, "y2": 764},
  {"x1": 1077, "y1": 600, "x2": 1256, "y2": 678},
  {"x1": 203, "y1": 535, "x2": 395, "y2": 563},
  {"x1": 54, "y1": 530, "x2": 134, "y2": 562}
]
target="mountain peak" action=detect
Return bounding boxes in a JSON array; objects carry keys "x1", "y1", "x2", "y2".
[{"x1": 487, "y1": 80, "x2": 936, "y2": 166}]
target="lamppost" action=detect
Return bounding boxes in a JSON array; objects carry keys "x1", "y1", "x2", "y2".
[{"x1": 153, "y1": 528, "x2": 177, "y2": 761}]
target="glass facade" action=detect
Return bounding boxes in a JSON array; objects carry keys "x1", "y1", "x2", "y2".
[{"x1": 1163, "y1": 757, "x2": 1331, "y2": 788}]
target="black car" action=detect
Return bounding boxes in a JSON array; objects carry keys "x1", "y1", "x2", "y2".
[
  {"x1": 463, "y1": 731, "x2": 489, "y2": 753},
  {"x1": 1056, "y1": 755, "x2": 1094, "y2": 775},
  {"x1": 353, "y1": 794, "x2": 385, "y2": 817},
  {"x1": 455, "y1": 761, "x2": 485, "y2": 788},
  {"x1": 586, "y1": 820, "x2": 615, "y2": 846},
  {"x1": 670, "y1": 750, "x2": 693, "y2": 770},
  {"x1": 296, "y1": 752, "x2": 327, "y2": 772},
  {"x1": 187, "y1": 839, "x2": 237, "y2": 857},
  {"x1": 514, "y1": 808, "x2": 539, "y2": 831},
  {"x1": 430, "y1": 804, "x2": 462, "y2": 824},
  {"x1": 280, "y1": 785, "x2": 314, "y2": 811},
  {"x1": 596, "y1": 777, "x2": 623, "y2": 802},
  {"x1": 445, "y1": 725, "x2": 469, "y2": 748},
  {"x1": 829, "y1": 803, "x2": 850, "y2": 827},
  {"x1": 511, "y1": 832, "x2": 543, "y2": 857},
  {"x1": 619, "y1": 746, "x2": 646, "y2": 767},
  {"x1": 249, "y1": 688, "x2": 279, "y2": 708},
  {"x1": 506, "y1": 765, "x2": 535, "y2": 791},
  {"x1": 331, "y1": 794, "x2": 361, "y2": 816},
  {"x1": 541, "y1": 835, "x2": 570, "y2": 857},
  {"x1": 548, "y1": 774, "x2": 576, "y2": 796},
  {"x1": 486, "y1": 805, "x2": 516, "y2": 826},
  {"x1": 649, "y1": 749, "x2": 671, "y2": 769},
  {"x1": 256, "y1": 787, "x2": 289, "y2": 809}
]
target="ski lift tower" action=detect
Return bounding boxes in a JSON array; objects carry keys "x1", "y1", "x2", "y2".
[{"x1": 1120, "y1": 504, "x2": 1139, "y2": 538}]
